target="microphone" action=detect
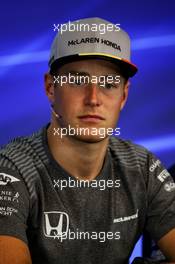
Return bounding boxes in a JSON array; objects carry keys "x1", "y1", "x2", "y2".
[{"x1": 50, "y1": 105, "x2": 62, "y2": 119}]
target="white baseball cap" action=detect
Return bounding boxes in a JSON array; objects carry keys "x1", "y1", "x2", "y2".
[{"x1": 49, "y1": 17, "x2": 138, "y2": 77}]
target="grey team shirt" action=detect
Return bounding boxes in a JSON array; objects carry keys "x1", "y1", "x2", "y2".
[{"x1": 0, "y1": 124, "x2": 175, "y2": 264}]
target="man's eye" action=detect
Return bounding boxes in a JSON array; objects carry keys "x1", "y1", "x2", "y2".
[
  {"x1": 100, "y1": 82, "x2": 119, "y2": 89},
  {"x1": 75, "y1": 77, "x2": 84, "y2": 85},
  {"x1": 105, "y1": 83, "x2": 114, "y2": 89},
  {"x1": 70, "y1": 76, "x2": 87, "y2": 86}
]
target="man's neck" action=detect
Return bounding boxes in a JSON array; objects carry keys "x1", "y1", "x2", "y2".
[{"x1": 47, "y1": 122, "x2": 109, "y2": 181}]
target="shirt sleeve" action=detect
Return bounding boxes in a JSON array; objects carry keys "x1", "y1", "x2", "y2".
[
  {"x1": 145, "y1": 152, "x2": 175, "y2": 242},
  {"x1": 0, "y1": 165, "x2": 30, "y2": 245}
]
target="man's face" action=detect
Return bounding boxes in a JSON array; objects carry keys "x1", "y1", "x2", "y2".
[{"x1": 45, "y1": 59, "x2": 129, "y2": 143}]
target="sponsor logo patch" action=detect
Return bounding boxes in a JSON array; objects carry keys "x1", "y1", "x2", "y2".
[
  {"x1": 43, "y1": 211, "x2": 69, "y2": 239},
  {"x1": 164, "y1": 182, "x2": 175, "y2": 192},
  {"x1": 67, "y1": 37, "x2": 121, "y2": 51},
  {"x1": 149, "y1": 159, "x2": 161, "y2": 172},
  {"x1": 0, "y1": 173, "x2": 20, "y2": 186},
  {"x1": 113, "y1": 209, "x2": 139, "y2": 223},
  {"x1": 0, "y1": 206, "x2": 18, "y2": 216},
  {"x1": 157, "y1": 169, "x2": 170, "y2": 183}
]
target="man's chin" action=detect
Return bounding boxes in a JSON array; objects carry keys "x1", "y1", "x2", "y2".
[{"x1": 70, "y1": 134, "x2": 109, "y2": 144}]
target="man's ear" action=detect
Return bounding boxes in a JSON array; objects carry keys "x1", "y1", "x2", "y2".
[
  {"x1": 44, "y1": 73, "x2": 55, "y2": 104},
  {"x1": 120, "y1": 80, "x2": 130, "y2": 111}
]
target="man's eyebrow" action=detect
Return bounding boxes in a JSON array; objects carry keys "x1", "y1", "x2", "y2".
[
  {"x1": 104, "y1": 73, "x2": 121, "y2": 76},
  {"x1": 62, "y1": 70, "x2": 91, "y2": 76},
  {"x1": 61, "y1": 71, "x2": 121, "y2": 76}
]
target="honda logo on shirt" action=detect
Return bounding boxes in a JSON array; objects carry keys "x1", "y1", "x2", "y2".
[{"x1": 43, "y1": 211, "x2": 69, "y2": 239}]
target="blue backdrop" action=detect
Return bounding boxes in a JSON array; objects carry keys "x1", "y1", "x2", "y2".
[{"x1": 0, "y1": 0, "x2": 175, "y2": 262}]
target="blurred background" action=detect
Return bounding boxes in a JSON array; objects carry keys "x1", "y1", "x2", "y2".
[{"x1": 0, "y1": 0, "x2": 175, "y2": 262}]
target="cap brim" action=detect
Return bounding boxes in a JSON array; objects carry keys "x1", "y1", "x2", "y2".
[{"x1": 50, "y1": 53, "x2": 138, "y2": 77}]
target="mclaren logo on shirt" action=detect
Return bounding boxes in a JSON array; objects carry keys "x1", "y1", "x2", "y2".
[
  {"x1": 0, "y1": 173, "x2": 20, "y2": 186},
  {"x1": 113, "y1": 210, "x2": 139, "y2": 223},
  {"x1": 43, "y1": 211, "x2": 69, "y2": 239}
]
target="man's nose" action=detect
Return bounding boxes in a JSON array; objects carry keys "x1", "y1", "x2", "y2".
[{"x1": 84, "y1": 83, "x2": 102, "y2": 107}]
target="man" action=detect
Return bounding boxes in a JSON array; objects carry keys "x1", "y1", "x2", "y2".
[{"x1": 0, "y1": 17, "x2": 175, "y2": 264}]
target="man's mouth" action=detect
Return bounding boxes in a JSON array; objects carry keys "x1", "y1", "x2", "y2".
[{"x1": 78, "y1": 115, "x2": 105, "y2": 123}]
